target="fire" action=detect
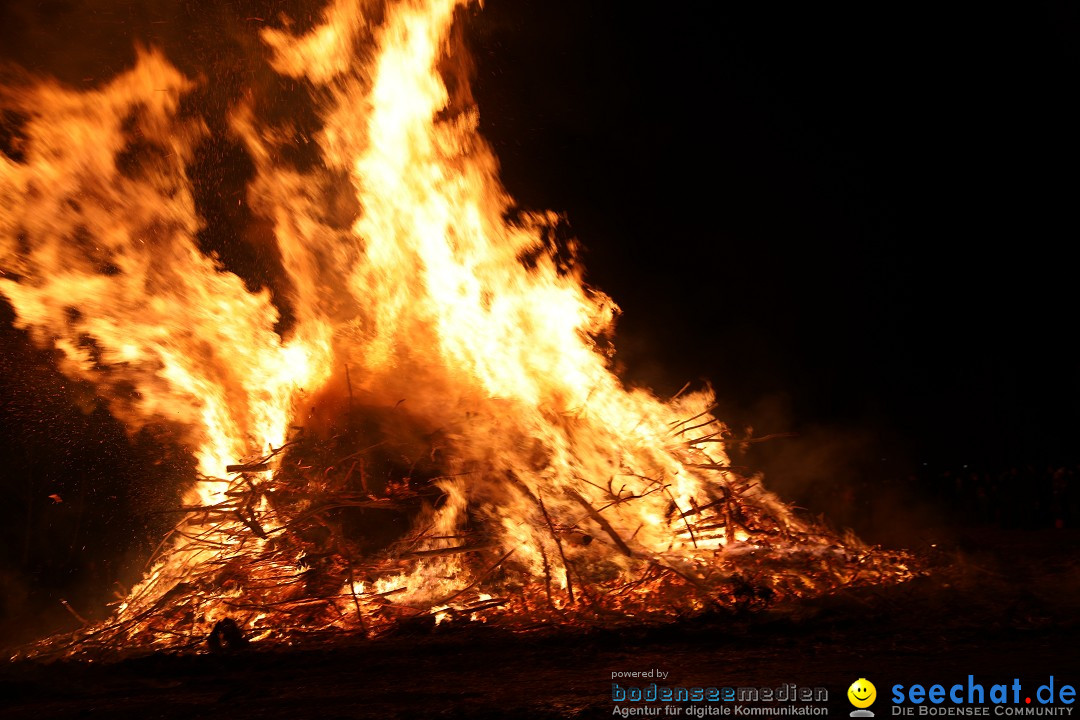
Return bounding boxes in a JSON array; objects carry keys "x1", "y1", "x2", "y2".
[{"x1": 1, "y1": 0, "x2": 912, "y2": 657}]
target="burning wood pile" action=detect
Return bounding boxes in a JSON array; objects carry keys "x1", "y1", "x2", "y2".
[
  {"x1": 2, "y1": 0, "x2": 914, "y2": 660},
  {"x1": 16, "y1": 402, "x2": 912, "y2": 659}
]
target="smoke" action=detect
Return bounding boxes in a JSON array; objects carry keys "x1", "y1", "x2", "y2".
[
  {"x1": 1, "y1": 1, "x2": 244, "y2": 81},
  {"x1": 729, "y1": 392, "x2": 951, "y2": 548}
]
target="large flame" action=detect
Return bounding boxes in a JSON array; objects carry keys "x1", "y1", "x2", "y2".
[{"x1": 1, "y1": 0, "x2": 910, "y2": 655}]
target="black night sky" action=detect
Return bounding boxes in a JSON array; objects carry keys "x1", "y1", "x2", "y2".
[
  {"x1": 1, "y1": 0, "x2": 1078, "y2": 645},
  {"x1": 468, "y1": 1, "x2": 1080, "y2": 467}
]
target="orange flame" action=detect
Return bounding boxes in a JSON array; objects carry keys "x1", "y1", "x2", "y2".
[{"x1": 1, "y1": 0, "x2": 911, "y2": 654}]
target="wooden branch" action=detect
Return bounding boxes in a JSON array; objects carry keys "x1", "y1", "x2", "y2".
[
  {"x1": 670, "y1": 381, "x2": 692, "y2": 401},
  {"x1": 667, "y1": 404, "x2": 718, "y2": 429},
  {"x1": 434, "y1": 548, "x2": 516, "y2": 606},
  {"x1": 565, "y1": 488, "x2": 633, "y2": 557},
  {"x1": 346, "y1": 559, "x2": 367, "y2": 634},
  {"x1": 678, "y1": 497, "x2": 726, "y2": 518},
  {"x1": 537, "y1": 492, "x2": 575, "y2": 605},
  {"x1": 226, "y1": 462, "x2": 270, "y2": 473},
  {"x1": 60, "y1": 599, "x2": 88, "y2": 626},
  {"x1": 234, "y1": 510, "x2": 267, "y2": 539},
  {"x1": 401, "y1": 543, "x2": 497, "y2": 559},
  {"x1": 661, "y1": 485, "x2": 697, "y2": 549}
]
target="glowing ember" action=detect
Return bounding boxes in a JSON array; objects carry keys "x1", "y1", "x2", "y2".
[{"x1": 0, "y1": 0, "x2": 912, "y2": 658}]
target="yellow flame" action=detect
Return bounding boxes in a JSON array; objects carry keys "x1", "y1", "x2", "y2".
[{"x1": 0, "y1": 0, "x2": 910, "y2": 653}]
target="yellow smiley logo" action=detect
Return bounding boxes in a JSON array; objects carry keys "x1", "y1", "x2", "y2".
[{"x1": 848, "y1": 678, "x2": 877, "y2": 709}]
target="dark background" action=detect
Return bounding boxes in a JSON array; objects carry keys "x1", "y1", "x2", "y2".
[
  {"x1": 1, "y1": 0, "x2": 1078, "y2": 644},
  {"x1": 469, "y1": 1, "x2": 1080, "y2": 465}
]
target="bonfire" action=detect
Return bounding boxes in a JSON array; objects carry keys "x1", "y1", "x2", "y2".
[{"x1": 0, "y1": 0, "x2": 913, "y2": 659}]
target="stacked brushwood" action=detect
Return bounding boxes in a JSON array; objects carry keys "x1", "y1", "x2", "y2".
[{"x1": 15, "y1": 406, "x2": 915, "y2": 660}]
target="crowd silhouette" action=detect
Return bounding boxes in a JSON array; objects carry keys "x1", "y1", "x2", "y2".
[{"x1": 928, "y1": 463, "x2": 1080, "y2": 529}]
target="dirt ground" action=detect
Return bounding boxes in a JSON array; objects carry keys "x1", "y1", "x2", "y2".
[{"x1": 2, "y1": 529, "x2": 1077, "y2": 719}]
